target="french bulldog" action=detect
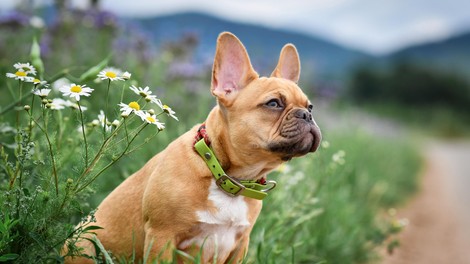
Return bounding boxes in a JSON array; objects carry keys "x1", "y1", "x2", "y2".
[{"x1": 66, "y1": 31, "x2": 321, "y2": 263}]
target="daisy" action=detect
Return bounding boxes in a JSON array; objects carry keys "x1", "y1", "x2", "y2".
[
  {"x1": 111, "y1": 119, "x2": 120, "y2": 127},
  {"x1": 139, "y1": 111, "x2": 165, "y2": 130},
  {"x1": 33, "y1": 88, "x2": 51, "y2": 98},
  {"x1": 60, "y1": 83, "x2": 94, "y2": 101},
  {"x1": 91, "y1": 119, "x2": 100, "y2": 127},
  {"x1": 13, "y1": 62, "x2": 36, "y2": 75},
  {"x1": 162, "y1": 105, "x2": 178, "y2": 121},
  {"x1": 31, "y1": 78, "x2": 48, "y2": 87},
  {"x1": 97, "y1": 110, "x2": 112, "y2": 132},
  {"x1": 64, "y1": 100, "x2": 88, "y2": 111},
  {"x1": 118, "y1": 101, "x2": 144, "y2": 117},
  {"x1": 6, "y1": 70, "x2": 30, "y2": 81},
  {"x1": 52, "y1": 78, "x2": 71, "y2": 91},
  {"x1": 98, "y1": 67, "x2": 124, "y2": 81},
  {"x1": 49, "y1": 98, "x2": 67, "y2": 110},
  {"x1": 122, "y1": 71, "x2": 131, "y2": 80},
  {"x1": 129, "y1": 85, "x2": 153, "y2": 98}
]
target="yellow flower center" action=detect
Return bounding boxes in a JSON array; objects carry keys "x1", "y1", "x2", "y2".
[
  {"x1": 163, "y1": 105, "x2": 171, "y2": 113},
  {"x1": 15, "y1": 71, "x2": 27, "y2": 77},
  {"x1": 71, "y1": 85, "x2": 82, "y2": 93},
  {"x1": 146, "y1": 116, "x2": 156, "y2": 123},
  {"x1": 33, "y1": 79, "x2": 40, "y2": 84},
  {"x1": 105, "y1": 71, "x2": 117, "y2": 78},
  {"x1": 129, "y1": 101, "x2": 140, "y2": 110}
]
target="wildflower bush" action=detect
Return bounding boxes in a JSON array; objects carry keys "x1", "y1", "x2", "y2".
[{"x1": 0, "y1": 40, "x2": 178, "y2": 262}]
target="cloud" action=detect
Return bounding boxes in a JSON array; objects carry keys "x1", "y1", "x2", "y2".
[{"x1": 2, "y1": 0, "x2": 470, "y2": 54}]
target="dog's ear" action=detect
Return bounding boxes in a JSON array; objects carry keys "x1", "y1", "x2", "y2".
[
  {"x1": 211, "y1": 32, "x2": 258, "y2": 105},
  {"x1": 271, "y1": 44, "x2": 301, "y2": 83}
]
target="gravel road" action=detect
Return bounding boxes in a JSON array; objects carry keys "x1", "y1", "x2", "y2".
[{"x1": 382, "y1": 140, "x2": 470, "y2": 264}]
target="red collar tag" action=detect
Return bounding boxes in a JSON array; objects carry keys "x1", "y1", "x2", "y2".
[{"x1": 194, "y1": 123, "x2": 211, "y2": 147}]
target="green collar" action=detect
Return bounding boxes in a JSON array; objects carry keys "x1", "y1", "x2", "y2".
[{"x1": 194, "y1": 139, "x2": 276, "y2": 200}]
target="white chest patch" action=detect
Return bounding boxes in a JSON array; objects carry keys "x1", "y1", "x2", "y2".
[{"x1": 179, "y1": 181, "x2": 250, "y2": 261}]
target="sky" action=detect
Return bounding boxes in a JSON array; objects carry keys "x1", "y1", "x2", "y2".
[{"x1": 2, "y1": 0, "x2": 470, "y2": 55}]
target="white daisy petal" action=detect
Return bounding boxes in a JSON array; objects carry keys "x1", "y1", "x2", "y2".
[
  {"x1": 139, "y1": 111, "x2": 165, "y2": 130},
  {"x1": 97, "y1": 67, "x2": 125, "y2": 81},
  {"x1": 130, "y1": 85, "x2": 154, "y2": 99},
  {"x1": 33, "y1": 88, "x2": 51, "y2": 98},
  {"x1": 119, "y1": 101, "x2": 142, "y2": 116},
  {"x1": 13, "y1": 62, "x2": 36, "y2": 75},
  {"x1": 52, "y1": 78, "x2": 71, "y2": 91},
  {"x1": 97, "y1": 110, "x2": 112, "y2": 131},
  {"x1": 49, "y1": 98, "x2": 67, "y2": 110},
  {"x1": 6, "y1": 70, "x2": 30, "y2": 81},
  {"x1": 60, "y1": 83, "x2": 94, "y2": 101},
  {"x1": 122, "y1": 71, "x2": 131, "y2": 80},
  {"x1": 32, "y1": 78, "x2": 48, "y2": 86},
  {"x1": 163, "y1": 105, "x2": 178, "y2": 121},
  {"x1": 147, "y1": 95, "x2": 163, "y2": 109}
]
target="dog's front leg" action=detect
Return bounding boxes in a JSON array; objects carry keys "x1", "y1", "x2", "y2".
[
  {"x1": 143, "y1": 227, "x2": 176, "y2": 262},
  {"x1": 226, "y1": 235, "x2": 250, "y2": 264}
]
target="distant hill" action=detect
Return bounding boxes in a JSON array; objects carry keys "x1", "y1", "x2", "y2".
[
  {"x1": 386, "y1": 32, "x2": 470, "y2": 76},
  {"x1": 131, "y1": 12, "x2": 373, "y2": 81}
]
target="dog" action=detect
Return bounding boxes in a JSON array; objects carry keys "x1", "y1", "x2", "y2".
[{"x1": 66, "y1": 32, "x2": 321, "y2": 263}]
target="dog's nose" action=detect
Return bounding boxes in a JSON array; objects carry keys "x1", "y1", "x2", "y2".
[{"x1": 294, "y1": 109, "x2": 313, "y2": 122}]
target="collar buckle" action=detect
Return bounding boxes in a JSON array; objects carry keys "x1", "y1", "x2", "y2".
[
  {"x1": 261, "y1": 180, "x2": 277, "y2": 193},
  {"x1": 216, "y1": 174, "x2": 245, "y2": 197}
]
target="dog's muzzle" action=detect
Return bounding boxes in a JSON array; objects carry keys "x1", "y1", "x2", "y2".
[{"x1": 268, "y1": 108, "x2": 321, "y2": 157}]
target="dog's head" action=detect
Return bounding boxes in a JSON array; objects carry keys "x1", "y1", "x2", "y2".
[{"x1": 210, "y1": 32, "x2": 321, "y2": 163}]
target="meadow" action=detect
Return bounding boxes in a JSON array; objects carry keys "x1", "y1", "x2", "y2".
[{"x1": 0, "y1": 8, "x2": 421, "y2": 263}]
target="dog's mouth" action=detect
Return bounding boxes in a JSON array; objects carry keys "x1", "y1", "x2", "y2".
[{"x1": 267, "y1": 123, "x2": 321, "y2": 160}]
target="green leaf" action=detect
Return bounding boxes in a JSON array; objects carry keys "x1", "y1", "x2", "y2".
[
  {"x1": 79, "y1": 57, "x2": 110, "y2": 82},
  {"x1": 90, "y1": 236, "x2": 114, "y2": 264},
  {"x1": 0, "y1": 253, "x2": 19, "y2": 262},
  {"x1": 292, "y1": 208, "x2": 323, "y2": 227},
  {"x1": 82, "y1": 225, "x2": 104, "y2": 233}
]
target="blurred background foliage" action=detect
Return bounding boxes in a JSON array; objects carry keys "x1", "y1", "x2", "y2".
[{"x1": 1, "y1": 0, "x2": 468, "y2": 262}]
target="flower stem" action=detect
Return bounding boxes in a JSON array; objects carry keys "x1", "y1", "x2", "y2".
[
  {"x1": 15, "y1": 80, "x2": 24, "y2": 188},
  {"x1": 28, "y1": 92, "x2": 36, "y2": 140},
  {"x1": 30, "y1": 110, "x2": 59, "y2": 195},
  {"x1": 75, "y1": 123, "x2": 148, "y2": 193},
  {"x1": 124, "y1": 116, "x2": 129, "y2": 144},
  {"x1": 126, "y1": 130, "x2": 160, "y2": 155},
  {"x1": 77, "y1": 101, "x2": 89, "y2": 168},
  {"x1": 103, "y1": 79, "x2": 111, "y2": 139},
  {"x1": 73, "y1": 120, "x2": 123, "y2": 191},
  {"x1": 15, "y1": 80, "x2": 23, "y2": 133}
]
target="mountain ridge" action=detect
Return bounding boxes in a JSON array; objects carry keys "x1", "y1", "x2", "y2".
[
  {"x1": 386, "y1": 31, "x2": 470, "y2": 76},
  {"x1": 130, "y1": 12, "x2": 373, "y2": 80},
  {"x1": 131, "y1": 11, "x2": 470, "y2": 79}
]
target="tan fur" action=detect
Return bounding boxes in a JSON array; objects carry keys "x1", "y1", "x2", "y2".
[{"x1": 64, "y1": 32, "x2": 320, "y2": 263}]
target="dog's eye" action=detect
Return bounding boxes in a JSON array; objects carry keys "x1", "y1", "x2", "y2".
[
  {"x1": 266, "y1": 99, "x2": 282, "y2": 108},
  {"x1": 308, "y1": 104, "x2": 313, "y2": 112}
]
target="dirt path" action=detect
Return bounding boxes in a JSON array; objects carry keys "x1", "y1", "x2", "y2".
[{"x1": 382, "y1": 140, "x2": 470, "y2": 264}]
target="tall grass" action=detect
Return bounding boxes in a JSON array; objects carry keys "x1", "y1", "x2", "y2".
[
  {"x1": 248, "y1": 131, "x2": 420, "y2": 263},
  {"x1": 0, "y1": 7, "x2": 421, "y2": 263}
]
